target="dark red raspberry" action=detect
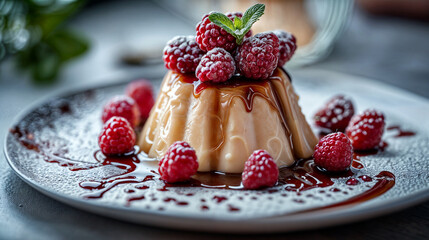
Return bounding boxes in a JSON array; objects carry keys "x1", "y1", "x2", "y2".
[
  {"x1": 346, "y1": 109, "x2": 385, "y2": 150},
  {"x1": 196, "y1": 48, "x2": 235, "y2": 83},
  {"x1": 273, "y1": 30, "x2": 296, "y2": 66},
  {"x1": 226, "y1": 12, "x2": 252, "y2": 38},
  {"x1": 314, "y1": 95, "x2": 355, "y2": 132},
  {"x1": 158, "y1": 141, "x2": 199, "y2": 183},
  {"x1": 235, "y1": 32, "x2": 280, "y2": 79},
  {"x1": 102, "y1": 96, "x2": 140, "y2": 127},
  {"x1": 98, "y1": 117, "x2": 136, "y2": 155},
  {"x1": 242, "y1": 150, "x2": 279, "y2": 189},
  {"x1": 125, "y1": 79, "x2": 155, "y2": 120},
  {"x1": 313, "y1": 132, "x2": 353, "y2": 172},
  {"x1": 196, "y1": 13, "x2": 237, "y2": 52},
  {"x1": 163, "y1": 36, "x2": 204, "y2": 73}
]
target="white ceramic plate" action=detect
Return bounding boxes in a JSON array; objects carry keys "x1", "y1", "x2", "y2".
[{"x1": 4, "y1": 69, "x2": 429, "y2": 233}]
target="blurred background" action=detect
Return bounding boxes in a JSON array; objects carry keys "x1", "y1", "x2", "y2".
[{"x1": 1, "y1": 0, "x2": 428, "y2": 95}]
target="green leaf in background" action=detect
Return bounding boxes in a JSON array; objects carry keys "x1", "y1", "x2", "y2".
[
  {"x1": 31, "y1": 44, "x2": 61, "y2": 84},
  {"x1": 1, "y1": 0, "x2": 89, "y2": 84},
  {"x1": 48, "y1": 30, "x2": 89, "y2": 62},
  {"x1": 32, "y1": 0, "x2": 85, "y2": 37}
]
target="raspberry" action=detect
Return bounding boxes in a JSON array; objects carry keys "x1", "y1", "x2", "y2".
[
  {"x1": 242, "y1": 150, "x2": 279, "y2": 189},
  {"x1": 163, "y1": 36, "x2": 204, "y2": 73},
  {"x1": 102, "y1": 96, "x2": 140, "y2": 127},
  {"x1": 313, "y1": 132, "x2": 353, "y2": 172},
  {"x1": 196, "y1": 13, "x2": 237, "y2": 52},
  {"x1": 226, "y1": 12, "x2": 252, "y2": 38},
  {"x1": 235, "y1": 32, "x2": 280, "y2": 79},
  {"x1": 158, "y1": 141, "x2": 199, "y2": 183},
  {"x1": 98, "y1": 117, "x2": 136, "y2": 155},
  {"x1": 273, "y1": 30, "x2": 296, "y2": 66},
  {"x1": 346, "y1": 109, "x2": 385, "y2": 150},
  {"x1": 125, "y1": 79, "x2": 155, "y2": 120},
  {"x1": 314, "y1": 95, "x2": 355, "y2": 132},
  {"x1": 196, "y1": 48, "x2": 235, "y2": 83}
]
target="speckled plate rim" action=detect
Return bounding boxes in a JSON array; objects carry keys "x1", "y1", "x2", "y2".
[{"x1": 4, "y1": 69, "x2": 429, "y2": 233}]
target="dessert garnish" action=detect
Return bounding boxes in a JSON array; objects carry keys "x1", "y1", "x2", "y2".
[
  {"x1": 163, "y1": 36, "x2": 204, "y2": 74},
  {"x1": 203, "y1": 4, "x2": 264, "y2": 47},
  {"x1": 346, "y1": 109, "x2": 385, "y2": 150},
  {"x1": 242, "y1": 150, "x2": 279, "y2": 189},
  {"x1": 195, "y1": 3, "x2": 264, "y2": 52},
  {"x1": 314, "y1": 95, "x2": 355, "y2": 133},
  {"x1": 273, "y1": 30, "x2": 297, "y2": 67},
  {"x1": 102, "y1": 95, "x2": 141, "y2": 127},
  {"x1": 196, "y1": 47, "x2": 236, "y2": 83},
  {"x1": 313, "y1": 132, "x2": 353, "y2": 172},
  {"x1": 142, "y1": 3, "x2": 316, "y2": 174},
  {"x1": 235, "y1": 32, "x2": 280, "y2": 79},
  {"x1": 125, "y1": 79, "x2": 155, "y2": 120},
  {"x1": 98, "y1": 116, "x2": 136, "y2": 155},
  {"x1": 158, "y1": 141, "x2": 199, "y2": 183}
]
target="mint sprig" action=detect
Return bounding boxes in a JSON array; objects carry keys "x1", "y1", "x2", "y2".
[{"x1": 208, "y1": 3, "x2": 265, "y2": 45}]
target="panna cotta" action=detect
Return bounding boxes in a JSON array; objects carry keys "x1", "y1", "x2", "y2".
[{"x1": 139, "y1": 68, "x2": 318, "y2": 173}]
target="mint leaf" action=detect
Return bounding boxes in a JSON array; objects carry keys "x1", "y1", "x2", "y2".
[
  {"x1": 208, "y1": 3, "x2": 265, "y2": 45},
  {"x1": 208, "y1": 13, "x2": 236, "y2": 37},
  {"x1": 239, "y1": 4, "x2": 265, "y2": 44},
  {"x1": 242, "y1": 3, "x2": 265, "y2": 27},
  {"x1": 233, "y1": 16, "x2": 242, "y2": 29}
]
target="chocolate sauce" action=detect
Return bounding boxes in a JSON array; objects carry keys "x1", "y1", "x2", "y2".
[
  {"x1": 290, "y1": 171, "x2": 395, "y2": 215},
  {"x1": 170, "y1": 71, "x2": 284, "y2": 113},
  {"x1": 387, "y1": 125, "x2": 416, "y2": 138}
]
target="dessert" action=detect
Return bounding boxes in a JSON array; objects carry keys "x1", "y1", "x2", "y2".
[
  {"x1": 139, "y1": 4, "x2": 318, "y2": 173},
  {"x1": 139, "y1": 68, "x2": 318, "y2": 173},
  {"x1": 7, "y1": 3, "x2": 411, "y2": 222}
]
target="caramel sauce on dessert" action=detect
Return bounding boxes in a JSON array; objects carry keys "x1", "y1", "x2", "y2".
[{"x1": 140, "y1": 68, "x2": 319, "y2": 173}]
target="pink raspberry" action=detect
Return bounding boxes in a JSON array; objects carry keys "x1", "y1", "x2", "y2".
[
  {"x1": 125, "y1": 79, "x2": 155, "y2": 120},
  {"x1": 346, "y1": 109, "x2": 385, "y2": 150},
  {"x1": 196, "y1": 48, "x2": 235, "y2": 83},
  {"x1": 235, "y1": 32, "x2": 280, "y2": 79},
  {"x1": 98, "y1": 117, "x2": 136, "y2": 155},
  {"x1": 102, "y1": 96, "x2": 140, "y2": 127},
  {"x1": 242, "y1": 150, "x2": 279, "y2": 189},
  {"x1": 314, "y1": 95, "x2": 355, "y2": 133},
  {"x1": 163, "y1": 35, "x2": 205, "y2": 73},
  {"x1": 273, "y1": 30, "x2": 296, "y2": 66},
  {"x1": 313, "y1": 132, "x2": 353, "y2": 172},
  {"x1": 196, "y1": 13, "x2": 237, "y2": 52},
  {"x1": 158, "y1": 141, "x2": 199, "y2": 183}
]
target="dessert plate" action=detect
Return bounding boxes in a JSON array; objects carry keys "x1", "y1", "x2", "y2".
[{"x1": 4, "y1": 69, "x2": 429, "y2": 233}]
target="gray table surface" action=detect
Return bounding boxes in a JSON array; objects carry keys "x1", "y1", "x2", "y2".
[{"x1": 1, "y1": 1, "x2": 428, "y2": 239}]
